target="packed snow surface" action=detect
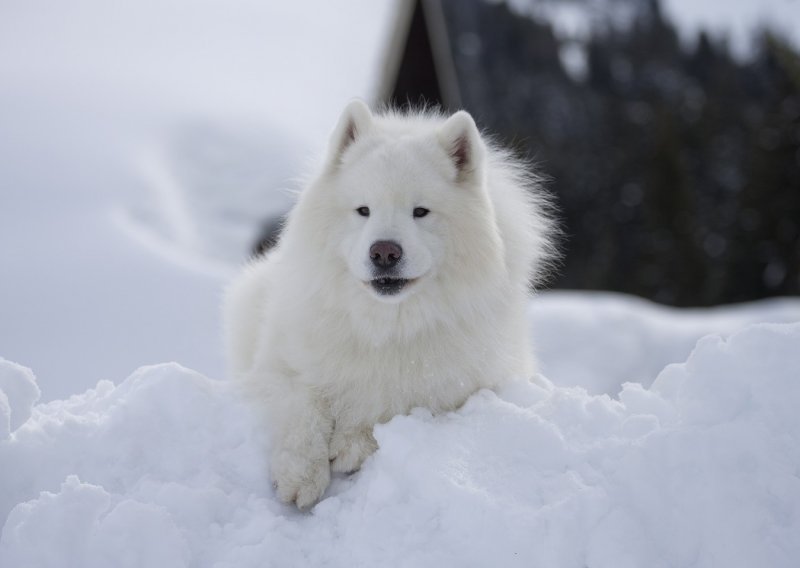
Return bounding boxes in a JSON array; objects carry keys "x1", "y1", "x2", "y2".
[{"x1": 2, "y1": 317, "x2": 800, "y2": 567}]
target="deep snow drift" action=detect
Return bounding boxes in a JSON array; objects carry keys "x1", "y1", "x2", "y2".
[{"x1": 2, "y1": 318, "x2": 800, "y2": 567}]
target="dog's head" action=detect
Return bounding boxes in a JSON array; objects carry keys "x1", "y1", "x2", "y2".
[{"x1": 319, "y1": 101, "x2": 493, "y2": 303}]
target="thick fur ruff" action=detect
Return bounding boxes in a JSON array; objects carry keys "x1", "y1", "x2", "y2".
[{"x1": 223, "y1": 101, "x2": 555, "y2": 508}]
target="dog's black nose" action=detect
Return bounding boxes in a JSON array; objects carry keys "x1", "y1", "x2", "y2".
[{"x1": 370, "y1": 241, "x2": 403, "y2": 269}]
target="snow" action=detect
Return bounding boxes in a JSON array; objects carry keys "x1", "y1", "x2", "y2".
[
  {"x1": 530, "y1": 291, "x2": 800, "y2": 395},
  {"x1": 2, "y1": 0, "x2": 800, "y2": 564},
  {"x1": 0, "y1": 0, "x2": 394, "y2": 400},
  {"x1": 3, "y1": 320, "x2": 800, "y2": 567}
]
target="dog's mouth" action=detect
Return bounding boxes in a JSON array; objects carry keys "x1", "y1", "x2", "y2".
[{"x1": 369, "y1": 276, "x2": 415, "y2": 296}]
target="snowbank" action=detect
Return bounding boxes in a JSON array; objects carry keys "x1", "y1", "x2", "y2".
[
  {"x1": 3, "y1": 322, "x2": 800, "y2": 567},
  {"x1": 530, "y1": 291, "x2": 800, "y2": 394}
]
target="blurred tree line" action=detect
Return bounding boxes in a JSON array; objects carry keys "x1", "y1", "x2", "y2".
[{"x1": 434, "y1": 0, "x2": 800, "y2": 306}]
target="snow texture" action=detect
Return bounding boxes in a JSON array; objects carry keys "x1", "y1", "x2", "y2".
[{"x1": 2, "y1": 320, "x2": 800, "y2": 567}]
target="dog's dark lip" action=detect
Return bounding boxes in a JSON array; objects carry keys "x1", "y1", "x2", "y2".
[{"x1": 367, "y1": 276, "x2": 417, "y2": 295}]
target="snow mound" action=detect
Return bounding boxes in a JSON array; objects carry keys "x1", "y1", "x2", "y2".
[
  {"x1": 530, "y1": 292, "x2": 800, "y2": 395},
  {"x1": 2, "y1": 323, "x2": 800, "y2": 567}
]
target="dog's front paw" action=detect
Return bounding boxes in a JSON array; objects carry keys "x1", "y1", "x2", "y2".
[
  {"x1": 271, "y1": 448, "x2": 331, "y2": 509},
  {"x1": 329, "y1": 427, "x2": 378, "y2": 473}
]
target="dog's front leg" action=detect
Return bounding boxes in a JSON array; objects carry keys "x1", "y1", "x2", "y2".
[{"x1": 263, "y1": 377, "x2": 333, "y2": 509}]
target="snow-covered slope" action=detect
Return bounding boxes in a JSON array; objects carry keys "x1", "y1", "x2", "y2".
[
  {"x1": 2, "y1": 321, "x2": 800, "y2": 567},
  {"x1": 0, "y1": 0, "x2": 394, "y2": 400},
  {"x1": 530, "y1": 291, "x2": 800, "y2": 394}
]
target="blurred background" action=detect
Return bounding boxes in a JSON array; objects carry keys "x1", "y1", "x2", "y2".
[
  {"x1": 384, "y1": 0, "x2": 800, "y2": 307},
  {"x1": 0, "y1": 0, "x2": 798, "y2": 399}
]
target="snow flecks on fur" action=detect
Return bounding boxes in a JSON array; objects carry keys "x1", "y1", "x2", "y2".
[{"x1": 2, "y1": 320, "x2": 800, "y2": 566}]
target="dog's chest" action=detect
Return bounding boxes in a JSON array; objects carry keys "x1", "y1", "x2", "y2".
[{"x1": 310, "y1": 324, "x2": 496, "y2": 428}]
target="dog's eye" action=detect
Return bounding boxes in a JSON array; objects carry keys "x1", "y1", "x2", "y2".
[
  {"x1": 356, "y1": 206, "x2": 370, "y2": 217},
  {"x1": 413, "y1": 207, "x2": 430, "y2": 218}
]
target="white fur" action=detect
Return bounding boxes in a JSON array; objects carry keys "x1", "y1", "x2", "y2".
[{"x1": 223, "y1": 101, "x2": 554, "y2": 508}]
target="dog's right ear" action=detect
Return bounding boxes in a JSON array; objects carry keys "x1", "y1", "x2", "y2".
[
  {"x1": 327, "y1": 99, "x2": 373, "y2": 169},
  {"x1": 437, "y1": 110, "x2": 486, "y2": 185}
]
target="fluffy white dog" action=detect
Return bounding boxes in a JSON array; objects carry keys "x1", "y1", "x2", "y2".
[{"x1": 224, "y1": 100, "x2": 554, "y2": 508}]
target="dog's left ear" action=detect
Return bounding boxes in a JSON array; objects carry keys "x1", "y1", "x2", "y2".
[
  {"x1": 327, "y1": 99, "x2": 373, "y2": 169},
  {"x1": 437, "y1": 111, "x2": 486, "y2": 184}
]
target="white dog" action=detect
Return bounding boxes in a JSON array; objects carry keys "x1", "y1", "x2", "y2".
[{"x1": 223, "y1": 101, "x2": 554, "y2": 508}]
